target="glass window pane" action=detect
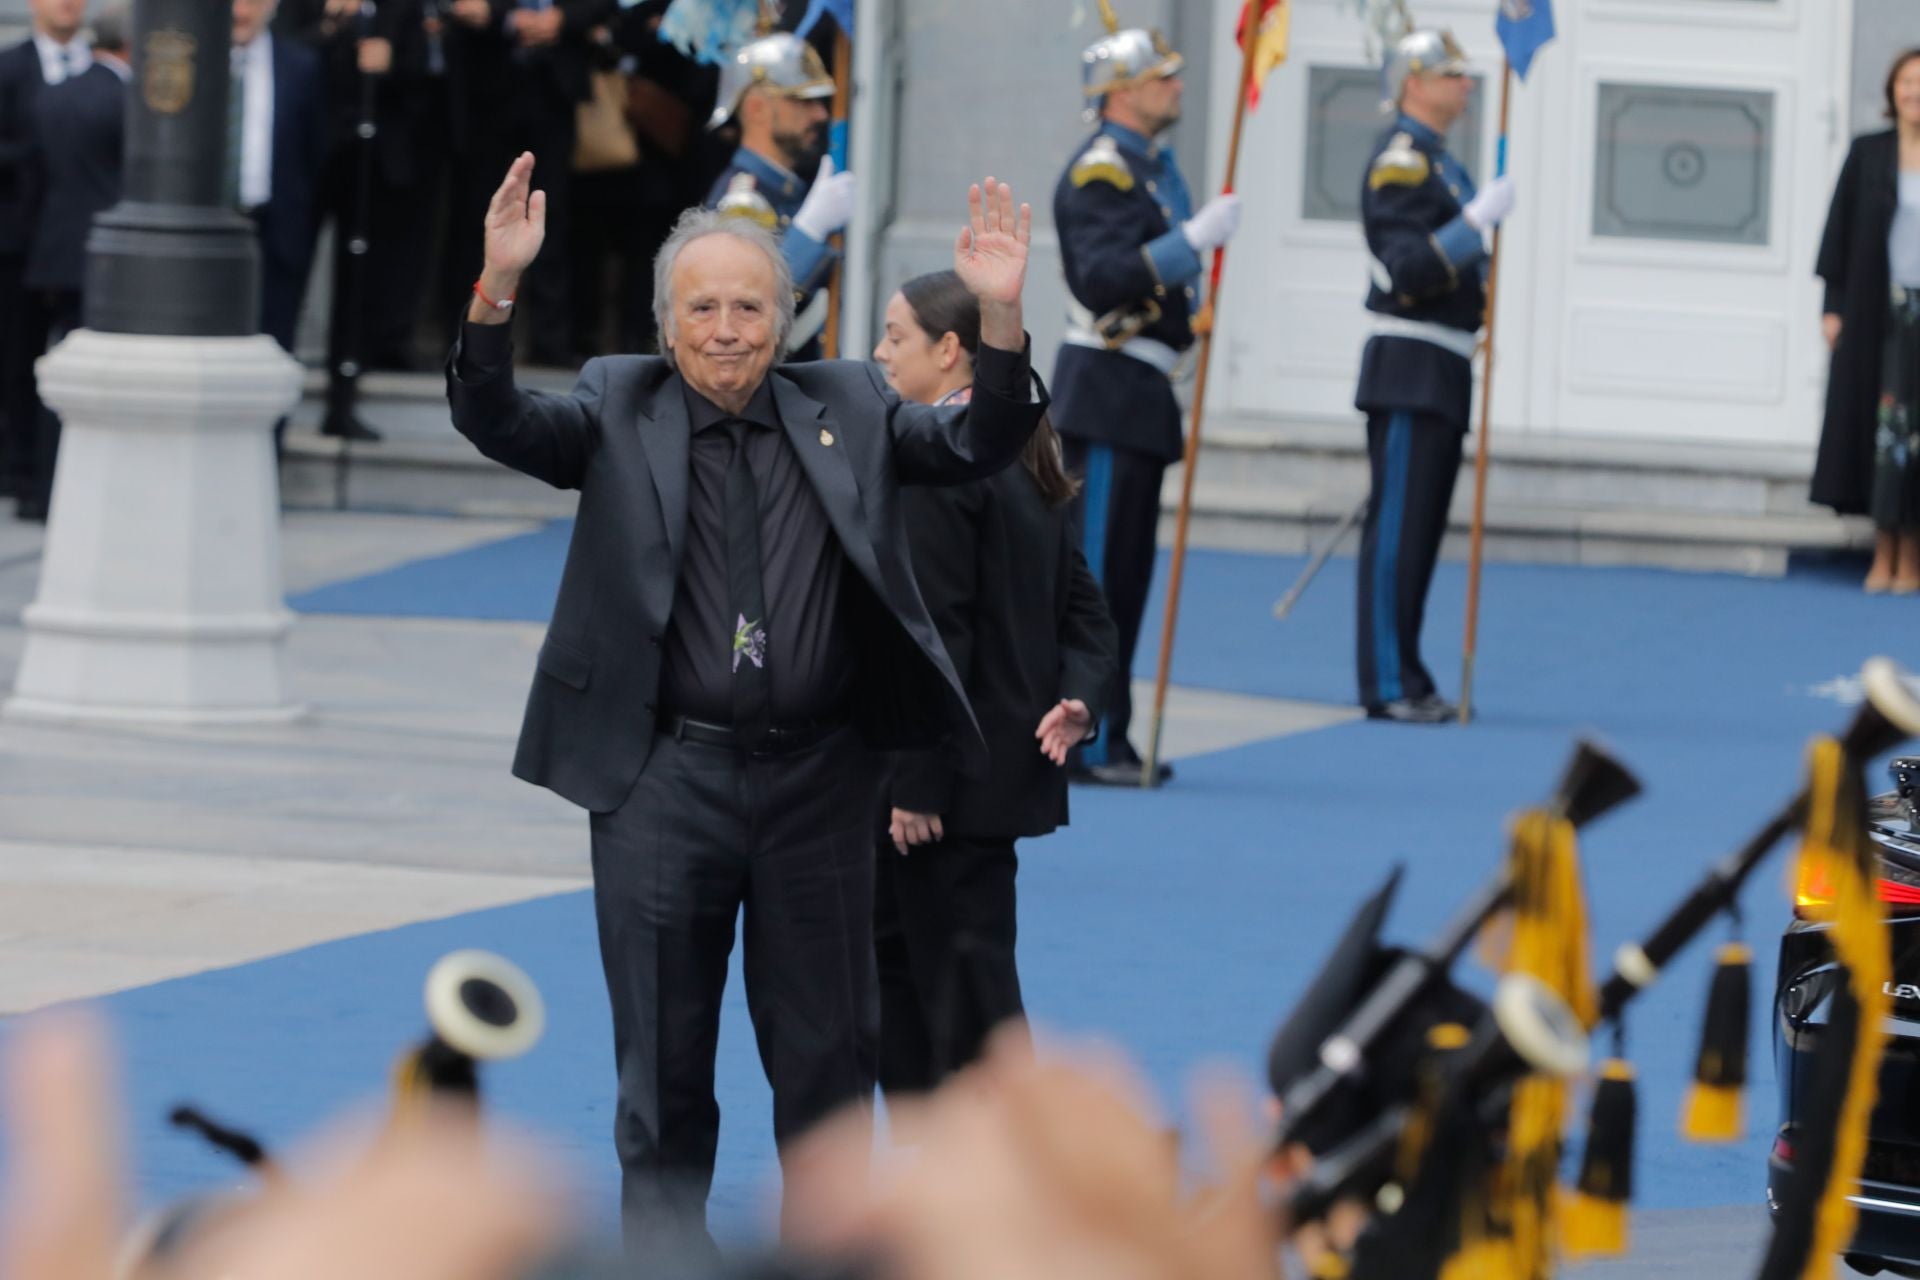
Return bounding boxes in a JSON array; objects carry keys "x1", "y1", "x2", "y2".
[
  {"x1": 1592, "y1": 82, "x2": 1774, "y2": 246},
  {"x1": 1303, "y1": 67, "x2": 1484, "y2": 223}
]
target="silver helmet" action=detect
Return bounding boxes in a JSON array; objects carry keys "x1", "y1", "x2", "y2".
[
  {"x1": 1381, "y1": 28, "x2": 1469, "y2": 109},
  {"x1": 1080, "y1": 26, "x2": 1183, "y2": 118},
  {"x1": 707, "y1": 31, "x2": 835, "y2": 130}
]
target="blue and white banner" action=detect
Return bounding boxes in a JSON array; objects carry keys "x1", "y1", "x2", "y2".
[
  {"x1": 795, "y1": 0, "x2": 853, "y2": 39},
  {"x1": 1495, "y1": 0, "x2": 1555, "y2": 80}
]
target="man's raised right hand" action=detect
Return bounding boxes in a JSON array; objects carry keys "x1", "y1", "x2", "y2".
[{"x1": 473, "y1": 153, "x2": 545, "y2": 321}]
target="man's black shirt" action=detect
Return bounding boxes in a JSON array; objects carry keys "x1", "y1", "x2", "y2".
[{"x1": 663, "y1": 376, "x2": 851, "y2": 724}]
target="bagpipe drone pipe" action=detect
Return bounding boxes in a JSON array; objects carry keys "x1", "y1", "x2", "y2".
[
  {"x1": 1273, "y1": 657, "x2": 1920, "y2": 1280},
  {"x1": 117, "y1": 950, "x2": 547, "y2": 1279}
]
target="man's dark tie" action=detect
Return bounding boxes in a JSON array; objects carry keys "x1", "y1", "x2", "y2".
[{"x1": 725, "y1": 422, "x2": 772, "y2": 748}]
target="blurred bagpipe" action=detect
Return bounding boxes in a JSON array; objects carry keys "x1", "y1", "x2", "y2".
[
  {"x1": 1265, "y1": 656, "x2": 1920, "y2": 1280},
  {"x1": 117, "y1": 949, "x2": 547, "y2": 1278}
]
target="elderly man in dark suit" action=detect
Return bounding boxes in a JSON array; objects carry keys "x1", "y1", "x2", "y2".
[
  {"x1": 447, "y1": 152, "x2": 1040, "y2": 1268},
  {"x1": 16, "y1": 5, "x2": 125, "y2": 519},
  {"x1": 230, "y1": 0, "x2": 327, "y2": 354}
]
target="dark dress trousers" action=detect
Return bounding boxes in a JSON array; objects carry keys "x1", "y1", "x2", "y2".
[
  {"x1": 1049, "y1": 120, "x2": 1199, "y2": 768},
  {"x1": 0, "y1": 39, "x2": 44, "y2": 495},
  {"x1": 1814, "y1": 130, "x2": 1898, "y2": 517},
  {"x1": 445, "y1": 323, "x2": 1043, "y2": 1266},
  {"x1": 1352, "y1": 116, "x2": 1486, "y2": 711},
  {"x1": 876, "y1": 449, "x2": 1117, "y2": 1091},
  {"x1": 254, "y1": 36, "x2": 328, "y2": 351},
  {"x1": 20, "y1": 61, "x2": 124, "y2": 513}
]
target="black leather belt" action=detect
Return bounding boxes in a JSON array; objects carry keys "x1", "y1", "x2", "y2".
[{"x1": 658, "y1": 711, "x2": 846, "y2": 756}]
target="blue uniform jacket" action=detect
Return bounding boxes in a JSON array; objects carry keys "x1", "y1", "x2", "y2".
[
  {"x1": 1048, "y1": 122, "x2": 1198, "y2": 462},
  {"x1": 1354, "y1": 116, "x2": 1487, "y2": 429}
]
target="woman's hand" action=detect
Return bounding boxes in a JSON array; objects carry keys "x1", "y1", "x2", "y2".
[
  {"x1": 1035, "y1": 699, "x2": 1093, "y2": 765},
  {"x1": 1823, "y1": 313, "x2": 1843, "y2": 350}
]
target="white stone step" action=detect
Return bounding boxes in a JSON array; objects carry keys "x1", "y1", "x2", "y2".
[{"x1": 1159, "y1": 480, "x2": 1871, "y2": 576}]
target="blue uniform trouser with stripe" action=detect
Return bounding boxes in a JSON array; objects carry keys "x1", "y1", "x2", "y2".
[
  {"x1": 1062, "y1": 435, "x2": 1167, "y2": 765},
  {"x1": 1355, "y1": 410, "x2": 1463, "y2": 708}
]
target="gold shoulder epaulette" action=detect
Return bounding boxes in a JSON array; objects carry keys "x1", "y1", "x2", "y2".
[
  {"x1": 1070, "y1": 135, "x2": 1135, "y2": 192},
  {"x1": 1368, "y1": 132, "x2": 1431, "y2": 191},
  {"x1": 715, "y1": 172, "x2": 779, "y2": 230}
]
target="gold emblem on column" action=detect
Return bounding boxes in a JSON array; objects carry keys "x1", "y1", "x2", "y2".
[{"x1": 144, "y1": 30, "x2": 198, "y2": 115}]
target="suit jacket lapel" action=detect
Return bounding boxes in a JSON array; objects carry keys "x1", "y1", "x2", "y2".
[
  {"x1": 634, "y1": 369, "x2": 692, "y2": 577},
  {"x1": 770, "y1": 373, "x2": 884, "y2": 591}
]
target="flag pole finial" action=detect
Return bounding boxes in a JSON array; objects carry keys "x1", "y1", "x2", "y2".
[{"x1": 1096, "y1": 0, "x2": 1120, "y2": 34}]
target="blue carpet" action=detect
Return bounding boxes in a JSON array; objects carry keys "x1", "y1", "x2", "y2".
[{"x1": 18, "y1": 525, "x2": 1920, "y2": 1232}]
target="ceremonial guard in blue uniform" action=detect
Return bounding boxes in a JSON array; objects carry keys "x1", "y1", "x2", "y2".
[
  {"x1": 1354, "y1": 29, "x2": 1515, "y2": 724},
  {"x1": 1052, "y1": 15, "x2": 1239, "y2": 785},
  {"x1": 704, "y1": 31, "x2": 855, "y2": 359}
]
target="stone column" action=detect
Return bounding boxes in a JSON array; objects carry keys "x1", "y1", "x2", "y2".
[{"x1": 4, "y1": 0, "x2": 306, "y2": 725}]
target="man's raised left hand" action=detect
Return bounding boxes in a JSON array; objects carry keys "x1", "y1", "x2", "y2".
[{"x1": 954, "y1": 177, "x2": 1030, "y2": 350}]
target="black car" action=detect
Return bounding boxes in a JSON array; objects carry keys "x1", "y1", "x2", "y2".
[{"x1": 1772, "y1": 758, "x2": 1920, "y2": 1277}]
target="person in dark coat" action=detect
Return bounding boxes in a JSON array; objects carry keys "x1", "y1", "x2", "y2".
[
  {"x1": 229, "y1": 0, "x2": 328, "y2": 354},
  {"x1": 1815, "y1": 48, "x2": 1920, "y2": 592},
  {"x1": 449, "y1": 157, "x2": 1043, "y2": 1265},
  {"x1": 0, "y1": 0, "x2": 89, "y2": 511},
  {"x1": 17, "y1": 13, "x2": 126, "y2": 519},
  {"x1": 870, "y1": 270, "x2": 1118, "y2": 1091}
]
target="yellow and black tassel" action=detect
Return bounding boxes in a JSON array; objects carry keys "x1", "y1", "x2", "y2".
[
  {"x1": 1562, "y1": 1054, "x2": 1637, "y2": 1258},
  {"x1": 1681, "y1": 941, "x2": 1751, "y2": 1142}
]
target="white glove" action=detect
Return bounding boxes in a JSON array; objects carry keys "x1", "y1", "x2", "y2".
[
  {"x1": 1180, "y1": 192, "x2": 1242, "y2": 254},
  {"x1": 791, "y1": 155, "x2": 857, "y2": 242},
  {"x1": 1462, "y1": 175, "x2": 1516, "y2": 232}
]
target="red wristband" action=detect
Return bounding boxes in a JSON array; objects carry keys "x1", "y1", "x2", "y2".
[{"x1": 473, "y1": 278, "x2": 515, "y2": 310}]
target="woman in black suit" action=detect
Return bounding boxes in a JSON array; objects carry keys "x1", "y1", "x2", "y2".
[
  {"x1": 1815, "y1": 48, "x2": 1920, "y2": 592},
  {"x1": 870, "y1": 270, "x2": 1118, "y2": 1092}
]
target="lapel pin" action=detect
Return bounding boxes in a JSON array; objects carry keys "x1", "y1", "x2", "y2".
[{"x1": 819, "y1": 429, "x2": 834, "y2": 447}]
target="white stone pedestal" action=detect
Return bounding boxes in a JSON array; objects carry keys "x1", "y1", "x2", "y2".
[{"x1": 5, "y1": 331, "x2": 307, "y2": 725}]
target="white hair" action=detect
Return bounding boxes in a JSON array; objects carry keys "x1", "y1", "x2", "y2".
[{"x1": 651, "y1": 208, "x2": 797, "y2": 365}]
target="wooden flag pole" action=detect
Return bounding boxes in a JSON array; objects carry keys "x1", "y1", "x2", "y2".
[
  {"x1": 1139, "y1": 9, "x2": 1263, "y2": 789},
  {"x1": 820, "y1": 22, "x2": 853, "y2": 359},
  {"x1": 1457, "y1": 56, "x2": 1513, "y2": 726}
]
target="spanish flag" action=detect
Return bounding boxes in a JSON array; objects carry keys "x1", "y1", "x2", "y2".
[{"x1": 1236, "y1": 0, "x2": 1291, "y2": 109}]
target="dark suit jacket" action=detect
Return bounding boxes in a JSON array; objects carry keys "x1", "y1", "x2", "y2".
[
  {"x1": 446, "y1": 343, "x2": 1047, "y2": 814},
  {"x1": 0, "y1": 40, "x2": 46, "y2": 256},
  {"x1": 887, "y1": 458, "x2": 1117, "y2": 840},
  {"x1": 256, "y1": 35, "x2": 327, "y2": 279},
  {"x1": 1813, "y1": 130, "x2": 1898, "y2": 516},
  {"x1": 24, "y1": 63, "x2": 123, "y2": 292}
]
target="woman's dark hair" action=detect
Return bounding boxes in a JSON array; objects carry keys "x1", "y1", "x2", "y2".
[
  {"x1": 897, "y1": 271, "x2": 1081, "y2": 508},
  {"x1": 1888, "y1": 48, "x2": 1920, "y2": 121}
]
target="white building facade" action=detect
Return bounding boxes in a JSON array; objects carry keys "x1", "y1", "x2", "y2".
[{"x1": 853, "y1": 0, "x2": 1912, "y2": 456}]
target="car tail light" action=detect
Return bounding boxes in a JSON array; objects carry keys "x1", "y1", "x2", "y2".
[
  {"x1": 1792, "y1": 863, "x2": 1920, "y2": 916},
  {"x1": 1772, "y1": 1133, "x2": 1795, "y2": 1168},
  {"x1": 1879, "y1": 878, "x2": 1920, "y2": 907}
]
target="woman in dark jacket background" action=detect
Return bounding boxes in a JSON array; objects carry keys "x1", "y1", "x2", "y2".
[
  {"x1": 1815, "y1": 48, "x2": 1920, "y2": 591},
  {"x1": 869, "y1": 270, "x2": 1118, "y2": 1092}
]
